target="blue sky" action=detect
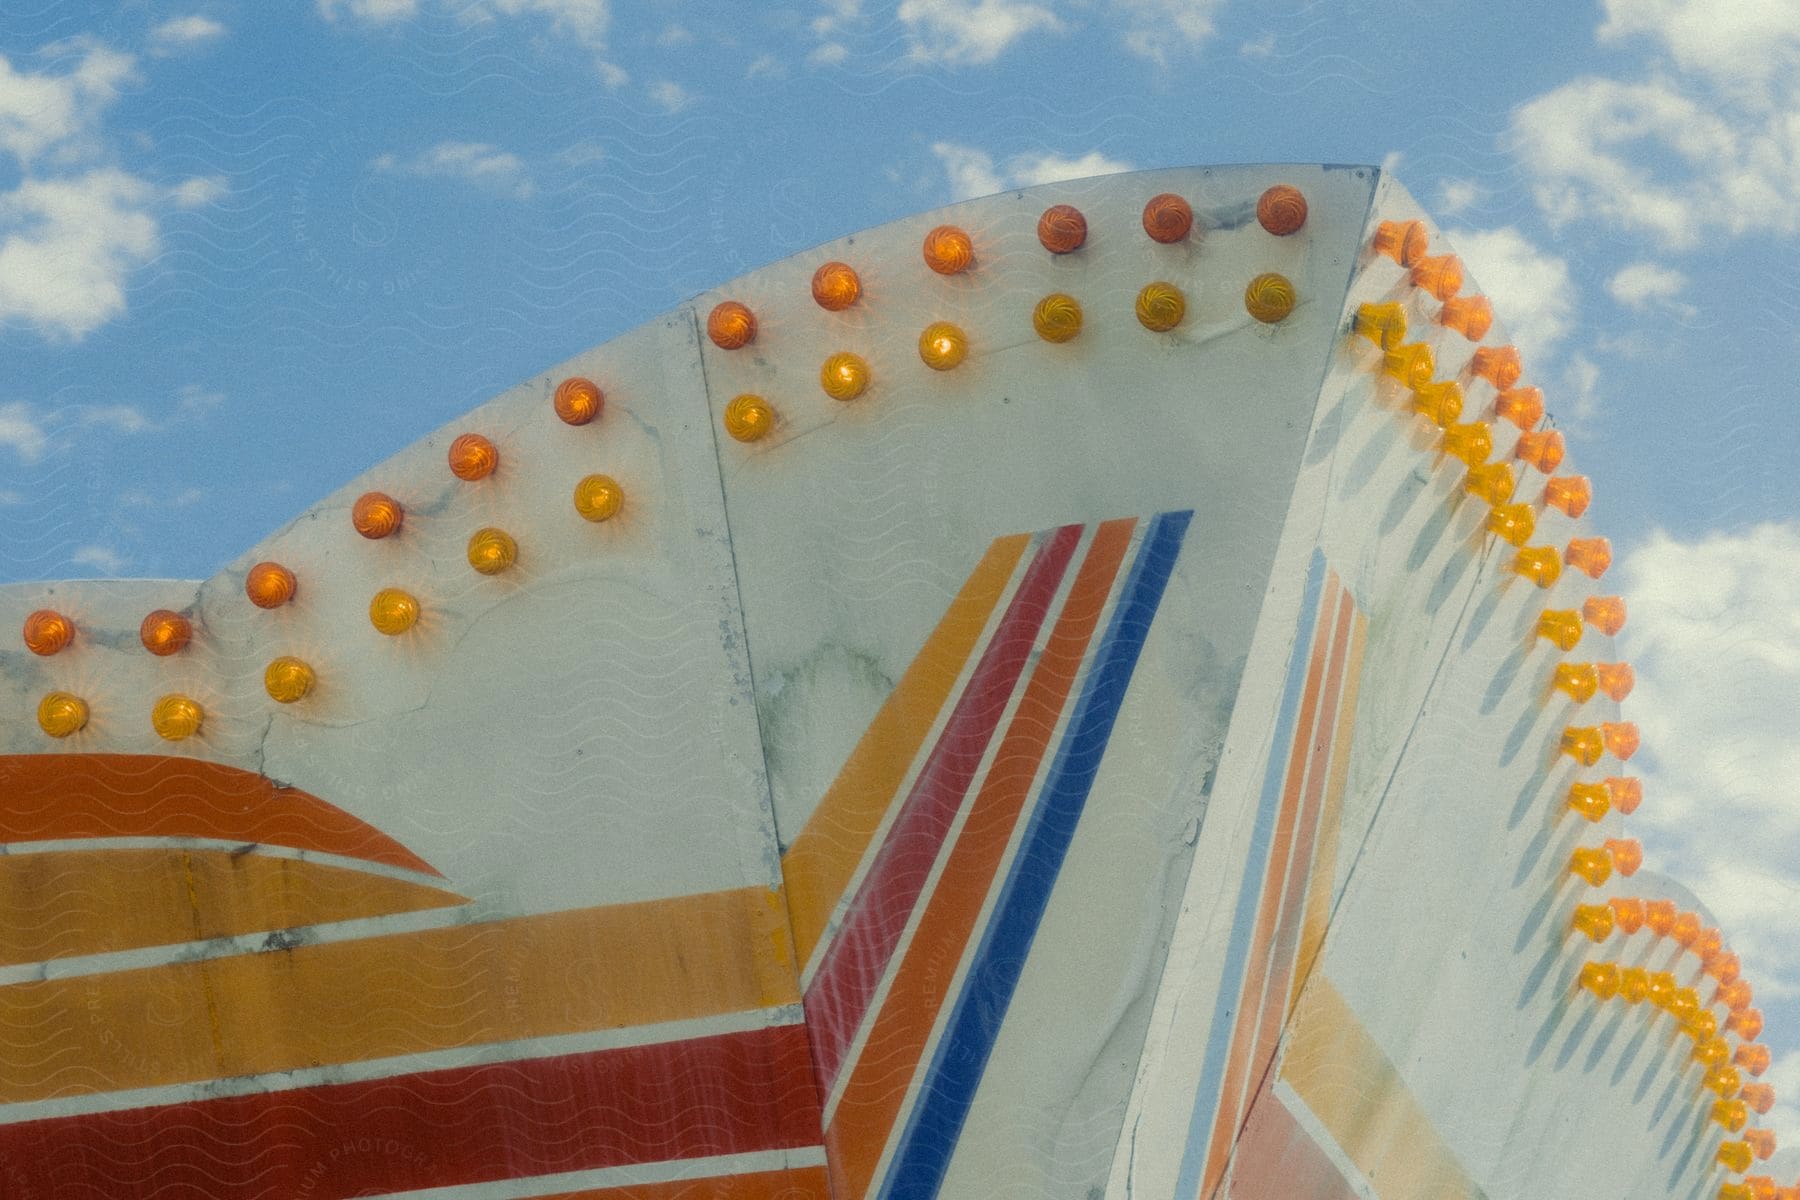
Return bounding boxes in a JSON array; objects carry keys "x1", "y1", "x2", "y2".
[{"x1": 3, "y1": 0, "x2": 1799, "y2": 1155}]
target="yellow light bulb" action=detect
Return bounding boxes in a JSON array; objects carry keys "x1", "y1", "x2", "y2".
[
  {"x1": 1715, "y1": 1099, "x2": 1749, "y2": 1132},
  {"x1": 1441, "y1": 421, "x2": 1493, "y2": 467},
  {"x1": 369, "y1": 588, "x2": 420, "y2": 636},
  {"x1": 1718, "y1": 1140, "x2": 1752, "y2": 1171},
  {"x1": 1571, "y1": 903, "x2": 1614, "y2": 941},
  {"x1": 1553, "y1": 662, "x2": 1599, "y2": 702},
  {"x1": 573, "y1": 474, "x2": 624, "y2": 522},
  {"x1": 1353, "y1": 301, "x2": 1407, "y2": 349},
  {"x1": 1562, "y1": 725, "x2": 1605, "y2": 767},
  {"x1": 1619, "y1": 967, "x2": 1650, "y2": 1003},
  {"x1": 724, "y1": 393, "x2": 775, "y2": 442},
  {"x1": 1567, "y1": 782, "x2": 1610, "y2": 821},
  {"x1": 37, "y1": 691, "x2": 88, "y2": 738},
  {"x1": 1244, "y1": 272, "x2": 1297, "y2": 323},
  {"x1": 918, "y1": 321, "x2": 968, "y2": 370},
  {"x1": 1536, "y1": 609, "x2": 1583, "y2": 651},
  {"x1": 1513, "y1": 545, "x2": 1563, "y2": 588},
  {"x1": 264, "y1": 656, "x2": 315, "y2": 703},
  {"x1": 1381, "y1": 342, "x2": 1434, "y2": 388},
  {"x1": 1136, "y1": 282, "x2": 1186, "y2": 332},
  {"x1": 152, "y1": 693, "x2": 204, "y2": 741},
  {"x1": 1569, "y1": 847, "x2": 1612, "y2": 886},
  {"x1": 467, "y1": 527, "x2": 518, "y2": 575},
  {"x1": 821, "y1": 352, "x2": 870, "y2": 401},
  {"x1": 1577, "y1": 961, "x2": 1620, "y2": 999},
  {"x1": 1412, "y1": 381, "x2": 1464, "y2": 427},
  {"x1": 1486, "y1": 502, "x2": 1536, "y2": 547},
  {"x1": 1464, "y1": 462, "x2": 1516, "y2": 505},
  {"x1": 1033, "y1": 293, "x2": 1083, "y2": 343}
]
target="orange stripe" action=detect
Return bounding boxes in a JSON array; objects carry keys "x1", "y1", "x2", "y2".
[
  {"x1": 0, "y1": 754, "x2": 438, "y2": 875},
  {"x1": 1199, "y1": 573, "x2": 1341, "y2": 1200},
  {"x1": 825, "y1": 519, "x2": 1135, "y2": 1200},
  {"x1": 0, "y1": 848, "x2": 465, "y2": 967},
  {"x1": 782, "y1": 534, "x2": 1029, "y2": 970},
  {"x1": 530, "y1": 1166, "x2": 831, "y2": 1200},
  {"x1": 1290, "y1": 606, "x2": 1365, "y2": 1021},
  {"x1": 0, "y1": 886, "x2": 797, "y2": 1102}
]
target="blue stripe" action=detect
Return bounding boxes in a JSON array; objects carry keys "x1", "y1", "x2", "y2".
[
  {"x1": 1171, "y1": 548, "x2": 1328, "y2": 1200},
  {"x1": 877, "y1": 509, "x2": 1193, "y2": 1200}
]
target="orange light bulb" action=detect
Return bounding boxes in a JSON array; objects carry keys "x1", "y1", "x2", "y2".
[
  {"x1": 1411, "y1": 254, "x2": 1463, "y2": 301},
  {"x1": 22, "y1": 609, "x2": 74, "y2": 655},
  {"x1": 1493, "y1": 386, "x2": 1545, "y2": 430},
  {"x1": 1594, "y1": 661, "x2": 1634, "y2": 701},
  {"x1": 1554, "y1": 663, "x2": 1599, "y2": 702},
  {"x1": 1514, "y1": 545, "x2": 1563, "y2": 588},
  {"x1": 1737, "y1": 1044, "x2": 1772, "y2": 1077},
  {"x1": 1037, "y1": 204, "x2": 1087, "y2": 253},
  {"x1": 1437, "y1": 295, "x2": 1493, "y2": 341},
  {"x1": 821, "y1": 351, "x2": 871, "y2": 400},
  {"x1": 352, "y1": 491, "x2": 404, "y2": 540},
  {"x1": 1536, "y1": 609, "x2": 1583, "y2": 651},
  {"x1": 1033, "y1": 293, "x2": 1083, "y2": 343},
  {"x1": 1354, "y1": 301, "x2": 1408, "y2": 349},
  {"x1": 1695, "y1": 928, "x2": 1725, "y2": 964},
  {"x1": 1729, "y1": 1008, "x2": 1764, "y2": 1040},
  {"x1": 37, "y1": 692, "x2": 88, "y2": 738},
  {"x1": 1744, "y1": 1129, "x2": 1776, "y2": 1160},
  {"x1": 139, "y1": 609, "x2": 192, "y2": 656},
  {"x1": 1565, "y1": 537, "x2": 1611, "y2": 579},
  {"x1": 1719, "y1": 980, "x2": 1754, "y2": 1012},
  {"x1": 1645, "y1": 901, "x2": 1678, "y2": 937},
  {"x1": 1604, "y1": 776, "x2": 1642, "y2": 815},
  {"x1": 1143, "y1": 192, "x2": 1194, "y2": 243},
  {"x1": 1465, "y1": 461, "x2": 1516, "y2": 505},
  {"x1": 1712, "y1": 952, "x2": 1743, "y2": 985},
  {"x1": 1569, "y1": 846, "x2": 1612, "y2": 886},
  {"x1": 707, "y1": 300, "x2": 757, "y2": 349},
  {"x1": 1372, "y1": 218, "x2": 1428, "y2": 266},
  {"x1": 1599, "y1": 841, "x2": 1640, "y2": 879},
  {"x1": 1572, "y1": 903, "x2": 1615, "y2": 941},
  {"x1": 1470, "y1": 345, "x2": 1523, "y2": 389},
  {"x1": 1441, "y1": 421, "x2": 1493, "y2": 466},
  {"x1": 245, "y1": 562, "x2": 297, "y2": 609},
  {"x1": 1413, "y1": 380, "x2": 1464, "y2": 427},
  {"x1": 811, "y1": 261, "x2": 862, "y2": 310},
  {"x1": 1487, "y1": 503, "x2": 1536, "y2": 547},
  {"x1": 922, "y1": 225, "x2": 974, "y2": 275},
  {"x1": 1257, "y1": 184, "x2": 1307, "y2": 235},
  {"x1": 1545, "y1": 475, "x2": 1593, "y2": 518},
  {"x1": 467, "y1": 527, "x2": 518, "y2": 576},
  {"x1": 1244, "y1": 273, "x2": 1297, "y2": 323},
  {"x1": 573, "y1": 474, "x2": 624, "y2": 522},
  {"x1": 1515, "y1": 429, "x2": 1565, "y2": 474},
  {"x1": 554, "y1": 376, "x2": 603, "y2": 426},
  {"x1": 918, "y1": 321, "x2": 968, "y2": 370},
  {"x1": 151, "y1": 693, "x2": 203, "y2": 741},
  {"x1": 1741, "y1": 1083, "x2": 1775, "y2": 1114},
  {"x1": 723, "y1": 393, "x2": 775, "y2": 442},
  {"x1": 449, "y1": 433, "x2": 499, "y2": 481},
  {"x1": 368, "y1": 588, "x2": 419, "y2": 636},
  {"x1": 1601, "y1": 721, "x2": 1639, "y2": 760},
  {"x1": 264, "y1": 656, "x2": 315, "y2": 703},
  {"x1": 1136, "y1": 282, "x2": 1186, "y2": 332},
  {"x1": 1609, "y1": 897, "x2": 1646, "y2": 933},
  {"x1": 1583, "y1": 596, "x2": 1627, "y2": 636}
]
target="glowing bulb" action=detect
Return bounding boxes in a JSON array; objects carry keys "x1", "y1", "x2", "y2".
[
  {"x1": 1744, "y1": 1129, "x2": 1776, "y2": 1160},
  {"x1": 1604, "y1": 839, "x2": 1640, "y2": 878},
  {"x1": 1554, "y1": 663, "x2": 1599, "y2": 702},
  {"x1": 1716, "y1": 1099, "x2": 1750, "y2": 1132},
  {"x1": 1601, "y1": 721, "x2": 1638, "y2": 760},
  {"x1": 1729, "y1": 1008, "x2": 1764, "y2": 1041},
  {"x1": 1537, "y1": 609, "x2": 1583, "y2": 651},
  {"x1": 467, "y1": 527, "x2": 518, "y2": 576},
  {"x1": 1037, "y1": 204, "x2": 1087, "y2": 253},
  {"x1": 264, "y1": 656, "x2": 315, "y2": 703},
  {"x1": 1719, "y1": 1183, "x2": 1752, "y2": 1200},
  {"x1": 554, "y1": 377, "x2": 603, "y2": 426},
  {"x1": 1437, "y1": 295, "x2": 1493, "y2": 341},
  {"x1": 1565, "y1": 537, "x2": 1612, "y2": 580},
  {"x1": 1486, "y1": 502, "x2": 1536, "y2": 547},
  {"x1": 449, "y1": 433, "x2": 499, "y2": 481},
  {"x1": 1604, "y1": 776, "x2": 1642, "y2": 814},
  {"x1": 1372, "y1": 219, "x2": 1428, "y2": 266},
  {"x1": 1545, "y1": 475, "x2": 1593, "y2": 518},
  {"x1": 1257, "y1": 184, "x2": 1307, "y2": 235},
  {"x1": 1577, "y1": 961, "x2": 1621, "y2": 999},
  {"x1": 37, "y1": 692, "x2": 88, "y2": 738},
  {"x1": 1646, "y1": 970, "x2": 1676, "y2": 1006},
  {"x1": 1719, "y1": 980, "x2": 1754, "y2": 1012},
  {"x1": 1513, "y1": 545, "x2": 1562, "y2": 587},
  {"x1": 1646, "y1": 902, "x2": 1677, "y2": 937},
  {"x1": 1620, "y1": 967, "x2": 1650, "y2": 1002},
  {"x1": 1594, "y1": 662, "x2": 1634, "y2": 701},
  {"x1": 152, "y1": 693, "x2": 203, "y2": 741},
  {"x1": 1708, "y1": 1068, "x2": 1744, "y2": 1101},
  {"x1": 724, "y1": 393, "x2": 775, "y2": 442},
  {"x1": 1136, "y1": 282, "x2": 1186, "y2": 332},
  {"x1": 352, "y1": 491, "x2": 404, "y2": 539},
  {"x1": 1404, "y1": 383, "x2": 1461, "y2": 429},
  {"x1": 1514, "y1": 430, "x2": 1565, "y2": 474},
  {"x1": 1142, "y1": 193, "x2": 1194, "y2": 243},
  {"x1": 1689, "y1": 1010, "x2": 1720, "y2": 1042},
  {"x1": 922, "y1": 225, "x2": 974, "y2": 275},
  {"x1": 1410, "y1": 254, "x2": 1463, "y2": 301},
  {"x1": 1382, "y1": 342, "x2": 1435, "y2": 388},
  {"x1": 1713, "y1": 952, "x2": 1743, "y2": 985},
  {"x1": 707, "y1": 300, "x2": 757, "y2": 349},
  {"x1": 1695, "y1": 928, "x2": 1725, "y2": 964},
  {"x1": 1494, "y1": 386, "x2": 1545, "y2": 430},
  {"x1": 1609, "y1": 897, "x2": 1646, "y2": 933},
  {"x1": 821, "y1": 351, "x2": 870, "y2": 400},
  {"x1": 919, "y1": 321, "x2": 968, "y2": 370},
  {"x1": 140, "y1": 609, "x2": 192, "y2": 656},
  {"x1": 1033, "y1": 293, "x2": 1083, "y2": 343},
  {"x1": 1737, "y1": 1044, "x2": 1772, "y2": 1077},
  {"x1": 1719, "y1": 1140, "x2": 1753, "y2": 1171},
  {"x1": 368, "y1": 588, "x2": 420, "y2": 635},
  {"x1": 1567, "y1": 781, "x2": 1610, "y2": 821},
  {"x1": 1572, "y1": 903, "x2": 1615, "y2": 941},
  {"x1": 573, "y1": 473, "x2": 624, "y2": 522},
  {"x1": 22, "y1": 609, "x2": 74, "y2": 655},
  {"x1": 1244, "y1": 273, "x2": 1297, "y2": 323},
  {"x1": 1471, "y1": 346, "x2": 1523, "y2": 391},
  {"x1": 1741, "y1": 1084, "x2": 1775, "y2": 1115},
  {"x1": 1354, "y1": 301, "x2": 1407, "y2": 349},
  {"x1": 1441, "y1": 421, "x2": 1493, "y2": 466},
  {"x1": 1465, "y1": 462, "x2": 1516, "y2": 505},
  {"x1": 1668, "y1": 986, "x2": 1699, "y2": 1021},
  {"x1": 1583, "y1": 596, "x2": 1627, "y2": 637},
  {"x1": 246, "y1": 561, "x2": 297, "y2": 609},
  {"x1": 1569, "y1": 846, "x2": 1612, "y2": 886},
  {"x1": 812, "y1": 261, "x2": 862, "y2": 310},
  {"x1": 1562, "y1": 726, "x2": 1606, "y2": 767}
]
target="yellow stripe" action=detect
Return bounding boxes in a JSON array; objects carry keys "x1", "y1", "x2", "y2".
[
  {"x1": 0, "y1": 885, "x2": 797, "y2": 1102},
  {"x1": 0, "y1": 849, "x2": 465, "y2": 968},
  {"x1": 780, "y1": 533, "x2": 1029, "y2": 969},
  {"x1": 1289, "y1": 606, "x2": 1365, "y2": 1020},
  {"x1": 1281, "y1": 975, "x2": 1479, "y2": 1199}
]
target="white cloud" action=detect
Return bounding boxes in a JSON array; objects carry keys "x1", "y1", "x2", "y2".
[
  {"x1": 319, "y1": 0, "x2": 610, "y2": 47},
  {"x1": 655, "y1": 24, "x2": 693, "y2": 47},
  {"x1": 1438, "y1": 179, "x2": 1483, "y2": 215},
  {"x1": 1623, "y1": 523, "x2": 1800, "y2": 1005},
  {"x1": 171, "y1": 175, "x2": 227, "y2": 208},
  {"x1": 0, "y1": 169, "x2": 162, "y2": 339},
  {"x1": 931, "y1": 141, "x2": 1131, "y2": 201},
  {"x1": 745, "y1": 53, "x2": 784, "y2": 80},
  {"x1": 0, "y1": 402, "x2": 49, "y2": 461},
  {"x1": 595, "y1": 60, "x2": 628, "y2": 88},
  {"x1": 1598, "y1": 0, "x2": 1800, "y2": 91},
  {"x1": 1442, "y1": 225, "x2": 1575, "y2": 364},
  {"x1": 809, "y1": 42, "x2": 850, "y2": 65},
  {"x1": 317, "y1": 0, "x2": 421, "y2": 22},
  {"x1": 897, "y1": 0, "x2": 1062, "y2": 66},
  {"x1": 1111, "y1": 0, "x2": 1224, "y2": 63},
  {"x1": 1239, "y1": 33, "x2": 1275, "y2": 59},
  {"x1": 1607, "y1": 260, "x2": 1690, "y2": 311},
  {"x1": 0, "y1": 43, "x2": 135, "y2": 164},
  {"x1": 1559, "y1": 353, "x2": 1602, "y2": 425},
  {"x1": 648, "y1": 81, "x2": 693, "y2": 113},
  {"x1": 150, "y1": 15, "x2": 228, "y2": 52},
  {"x1": 372, "y1": 141, "x2": 535, "y2": 199},
  {"x1": 70, "y1": 545, "x2": 125, "y2": 574}
]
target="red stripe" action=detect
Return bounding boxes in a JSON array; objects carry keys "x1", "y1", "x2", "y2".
[
  {"x1": 0, "y1": 1025, "x2": 820, "y2": 1199},
  {"x1": 1225, "y1": 1076, "x2": 1359, "y2": 1200},
  {"x1": 803, "y1": 525, "x2": 1083, "y2": 1088}
]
